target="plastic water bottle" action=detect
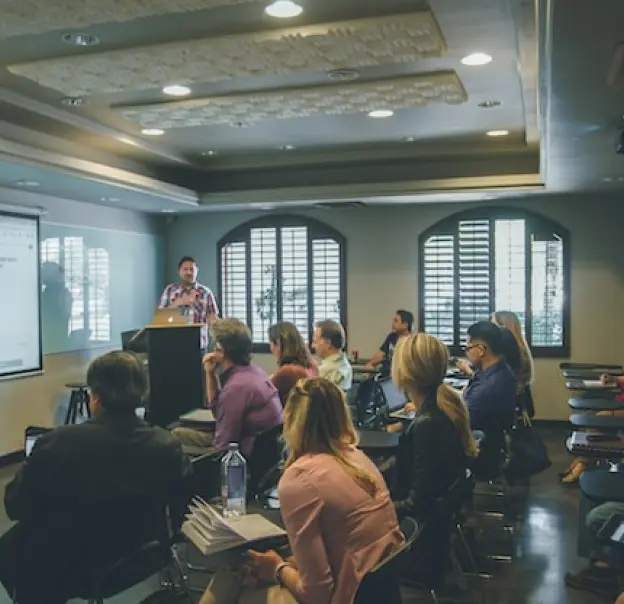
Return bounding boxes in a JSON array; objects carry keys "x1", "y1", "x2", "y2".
[{"x1": 221, "y1": 443, "x2": 247, "y2": 517}]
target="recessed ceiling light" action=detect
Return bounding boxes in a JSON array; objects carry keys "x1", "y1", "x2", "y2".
[
  {"x1": 368, "y1": 110, "x2": 394, "y2": 118},
  {"x1": 327, "y1": 68, "x2": 360, "y2": 82},
  {"x1": 265, "y1": 1, "x2": 303, "y2": 18},
  {"x1": 478, "y1": 100, "x2": 502, "y2": 109},
  {"x1": 62, "y1": 96, "x2": 86, "y2": 107},
  {"x1": 486, "y1": 129, "x2": 509, "y2": 137},
  {"x1": 162, "y1": 84, "x2": 191, "y2": 97},
  {"x1": 201, "y1": 150, "x2": 217, "y2": 156},
  {"x1": 141, "y1": 128, "x2": 165, "y2": 136},
  {"x1": 16, "y1": 180, "x2": 40, "y2": 187},
  {"x1": 461, "y1": 52, "x2": 492, "y2": 66},
  {"x1": 61, "y1": 32, "x2": 100, "y2": 47},
  {"x1": 280, "y1": 145, "x2": 296, "y2": 150}
]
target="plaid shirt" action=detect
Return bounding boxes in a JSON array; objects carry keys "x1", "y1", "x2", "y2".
[{"x1": 159, "y1": 282, "x2": 219, "y2": 349}]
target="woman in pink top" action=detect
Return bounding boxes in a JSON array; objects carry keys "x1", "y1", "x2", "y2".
[
  {"x1": 268, "y1": 322, "x2": 319, "y2": 406},
  {"x1": 200, "y1": 377, "x2": 404, "y2": 604}
]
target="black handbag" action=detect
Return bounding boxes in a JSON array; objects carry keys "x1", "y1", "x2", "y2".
[{"x1": 504, "y1": 412, "x2": 551, "y2": 482}]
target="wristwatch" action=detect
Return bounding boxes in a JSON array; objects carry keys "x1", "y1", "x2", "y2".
[{"x1": 274, "y1": 561, "x2": 290, "y2": 585}]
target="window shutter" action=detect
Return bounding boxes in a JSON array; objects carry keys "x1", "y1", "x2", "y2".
[
  {"x1": 531, "y1": 235, "x2": 564, "y2": 346},
  {"x1": 458, "y1": 220, "x2": 491, "y2": 342},
  {"x1": 422, "y1": 234, "x2": 455, "y2": 344},
  {"x1": 312, "y1": 238, "x2": 342, "y2": 327},
  {"x1": 280, "y1": 226, "x2": 309, "y2": 338},
  {"x1": 250, "y1": 228, "x2": 277, "y2": 344},
  {"x1": 221, "y1": 241, "x2": 248, "y2": 323},
  {"x1": 494, "y1": 219, "x2": 527, "y2": 330}
]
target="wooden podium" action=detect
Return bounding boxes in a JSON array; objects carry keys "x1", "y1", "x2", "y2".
[{"x1": 145, "y1": 323, "x2": 204, "y2": 428}]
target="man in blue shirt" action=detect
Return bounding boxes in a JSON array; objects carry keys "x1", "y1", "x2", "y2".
[{"x1": 462, "y1": 321, "x2": 517, "y2": 477}]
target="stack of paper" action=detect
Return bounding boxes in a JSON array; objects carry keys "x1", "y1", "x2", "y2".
[{"x1": 182, "y1": 497, "x2": 286, "y2": 556}]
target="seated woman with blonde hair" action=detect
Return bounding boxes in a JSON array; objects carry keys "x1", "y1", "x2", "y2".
[
  {"x1": 391, "y1": 333, "x2": 478, "y2": 586},
  {"x1": 199, "y1": 377, "x2": 404, "y2": 604}
]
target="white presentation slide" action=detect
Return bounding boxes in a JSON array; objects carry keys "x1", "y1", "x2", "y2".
[{"x1": 0, "y1": 213, "x2": 42, "y2": 377}]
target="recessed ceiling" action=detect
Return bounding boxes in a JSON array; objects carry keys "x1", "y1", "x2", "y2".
[{"x1": 5, "y1": 0, "x2": 617, "y2": 213}]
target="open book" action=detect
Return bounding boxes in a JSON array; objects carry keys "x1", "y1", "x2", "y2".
[{"x1": 182, "y1": 497, "x2": 287, "y2": 557}]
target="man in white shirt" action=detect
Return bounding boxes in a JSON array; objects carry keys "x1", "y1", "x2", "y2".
[
  {"x1": 159, "y1": 256, "x2": 219, "y2": 354},
  {"x1": 312, "y1": 320, "x2": 353, "y2": 391}
]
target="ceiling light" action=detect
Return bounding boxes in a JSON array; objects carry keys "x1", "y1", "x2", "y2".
[
  {"x1": 62, "y1": 96, "x2": 86, "y2": 107},
  {"x1": 163, "y1": 84, "x2": 191, "y2": 97},
  {"x1": 486, "y1": 129, "x2": 509, "y2": 137},
  {"x1": 265, "y1": 1, "x2": 303, "y2": 19},
  {"x1": 280, "y1": 145, "x2": 296, "y2": 150},
  {"x1": 368, "y1": 110, "x2": 394, "y2": 118},
  {"x1": 478, "y1": 100, "x2": 502, "y2": 109},
  {"x1": 141, "y1": 128, "x2": 165, "y2": 136},
  {"x1": 100, "y1": 197, "x2": 121, "y2": 202},
  {"x1": 61, "y1": 32, "x2": 100, "y2": 47},
  {"x1": 16, "y1": 180, "x2": 40, "y2": 187},
  {"x1": 201, "y1": 150, "x2": 217, "y2": 156},
  {"x1": 161, "y1": 209, "x2": 177, "y2": 213},
  {"x1": 404, "y1": 136, "x2": 416, "y2": 142},
  {"x1": 327, "y1": 68, "x2": 360, "y2": 82},
  {"x1": 461, "y1": 52, "x2": 492, "y2": 66}
]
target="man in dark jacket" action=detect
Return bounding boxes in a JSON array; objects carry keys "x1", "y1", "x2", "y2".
[{"x1": 0, "y1": 351, "x2": 191, "y2": 604}]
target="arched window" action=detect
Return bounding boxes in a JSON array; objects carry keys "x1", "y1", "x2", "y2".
[
  {"x1": 218, "y1": 215, "x2": 346, "y2": 351},
  {"x1": 420, "y1": 208, "x2": 570, "y2": 357}
]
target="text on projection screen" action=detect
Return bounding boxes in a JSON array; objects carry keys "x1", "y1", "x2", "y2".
[{"x1": 0, "y1": 213, "x2": 41, "y2": 377}]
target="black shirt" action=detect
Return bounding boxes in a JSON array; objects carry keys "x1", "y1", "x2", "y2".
[{"x1": 379, "y1": 332, "x2": 399, "y2": 376}]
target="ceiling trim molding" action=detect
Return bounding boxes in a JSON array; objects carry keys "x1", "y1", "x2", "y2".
[
  {"x1": 199, "y1": 173, "x2": 545, "y2": 205},
  {"x1": 0, "y1": 137, "x2": 199, "y2": 205},
  {"x1": 0, "y1": 88, "x2": 191, "y2": 166}
]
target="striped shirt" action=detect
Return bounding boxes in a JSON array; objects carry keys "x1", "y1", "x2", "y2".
[{"x1": 158, "y1": 282, "x2": 218, "y2": 349}]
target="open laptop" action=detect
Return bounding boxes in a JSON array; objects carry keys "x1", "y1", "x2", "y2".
[
  {"x1": 373, "y1": 379, "x2": 412, "y2": 421},
  {"x1": 151, "y1": 308, "x2": 190, "y2": 326},
  {"x1": 24, "y1": 426, "x2": 52, "y2": 457}
]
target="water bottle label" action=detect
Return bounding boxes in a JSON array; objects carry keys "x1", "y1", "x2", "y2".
[{"x1": 227, "y1": 465, "x2": 246, "y2": 499}]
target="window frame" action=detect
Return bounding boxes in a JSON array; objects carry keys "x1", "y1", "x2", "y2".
[
  {"x1": 217, "y1": 215, "x2": 347, "y2": 353},
  {"x1": 418, "y1": 207, "x2": 571, "y2": 359}
]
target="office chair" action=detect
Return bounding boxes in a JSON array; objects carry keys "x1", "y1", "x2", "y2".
[
  {"x1": 247, "y1": 423, "x2": 284, "y2": 501},
  {"x1": 354, "y1": 516, "x2": 420, "y2": 604}
]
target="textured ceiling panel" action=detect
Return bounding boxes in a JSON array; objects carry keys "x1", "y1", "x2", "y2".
[
  {"x1": 0, "y1": 0, "x2": 252, "y2": 39},
  {"x1": 8, "y1": 12, "x2": 445, "y2": 96},
  {"x1": 116, "y1": 72, "x2": 467, "y2": 129}
]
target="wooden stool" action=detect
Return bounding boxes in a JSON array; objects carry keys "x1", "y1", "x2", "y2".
[{"x1": 64, "y1": 382, "x2": 91, "y2": 425}]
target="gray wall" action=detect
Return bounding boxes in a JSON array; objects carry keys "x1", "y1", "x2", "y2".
[
  {"x1": 0, "y1": 189, "x2": 164, "y2": 456},
  {"x1": 166, "y1": 194, "x2": 624, "y2": 421}
]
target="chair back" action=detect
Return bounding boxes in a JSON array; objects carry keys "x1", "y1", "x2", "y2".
[
  {"x1": 354, "y1": 517, "x2": 420, "y2": 604},
  {"x1": 248, "y1": 423, "x2": 284, "y2": 496}
]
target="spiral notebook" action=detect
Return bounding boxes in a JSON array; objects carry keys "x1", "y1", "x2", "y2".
[{"x1": 182, "y1": 497, "x2": 286, "y2": 557}]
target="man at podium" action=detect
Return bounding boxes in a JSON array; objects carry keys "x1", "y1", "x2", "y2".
[{"x1": 159, "y1": 256, "x2": 219, "y2": 355}]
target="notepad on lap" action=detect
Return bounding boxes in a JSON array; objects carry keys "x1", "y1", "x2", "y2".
[
  {"x1": 182, "y1": 497, "x2": 286, "y2": 557},
  {"x1": 179, "y1": 409, "x2": 216, "y2": 426}
]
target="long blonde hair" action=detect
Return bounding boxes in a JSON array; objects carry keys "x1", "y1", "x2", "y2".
[
  {"x1": 283, "y1": 377, "x2": 377, "y2": 495},
  {"x1": 392, "y1": 333, "x2": 478, "y2": 458},
  {"x1": 492, "y1": 311, "x2": 534, "y2": 386}
]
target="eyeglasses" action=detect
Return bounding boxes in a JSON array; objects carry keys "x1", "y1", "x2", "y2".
[{"x1": 464, "y1": 343, "x2": 486, "y2": 352}]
